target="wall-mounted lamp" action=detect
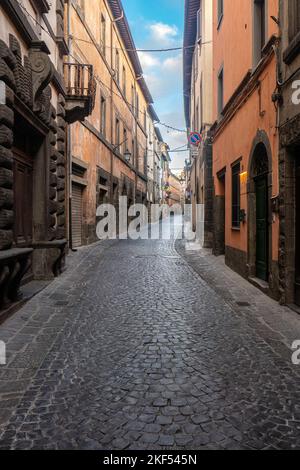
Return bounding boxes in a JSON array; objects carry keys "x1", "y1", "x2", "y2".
[
  {"x1": 124, "y1": 149, "x2": 131, "y2": 163},
  {"x1": 240, "y1": 209, "x2": 247, "y2": 223}
]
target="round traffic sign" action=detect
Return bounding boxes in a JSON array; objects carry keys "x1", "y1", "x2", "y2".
[{"x1": 189, "y1": 132, "x2": 202, "y2": 147}]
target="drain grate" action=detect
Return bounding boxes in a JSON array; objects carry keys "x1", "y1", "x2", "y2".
[{"x1": 236, "y1": 301, "x2": 251, "y2": 307}]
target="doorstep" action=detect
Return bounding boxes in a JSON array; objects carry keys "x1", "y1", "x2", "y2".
[{"x1": 248, "y1": 276, "x2": 269, "y2": 294}]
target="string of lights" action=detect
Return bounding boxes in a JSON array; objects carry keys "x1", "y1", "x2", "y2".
[
  {"x1": 71, "y1": 35, "x2": 212, "y2": 53},
  {"x1": 70, "y1": 44, "x2": 187, "y2": 134}
]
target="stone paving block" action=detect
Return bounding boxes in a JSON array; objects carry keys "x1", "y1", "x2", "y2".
[{"x1": 0, "y1": 235, "x2": 298, "y2": 450}]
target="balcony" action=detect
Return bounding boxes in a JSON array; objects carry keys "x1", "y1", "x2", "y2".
[{"x1": 64, "y1": 63, "x2": 97, "y2": 124}]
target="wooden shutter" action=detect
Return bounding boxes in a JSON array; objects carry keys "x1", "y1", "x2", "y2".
[{"x1": 72, "y1": 183, "x2": 83, "y2": 248}]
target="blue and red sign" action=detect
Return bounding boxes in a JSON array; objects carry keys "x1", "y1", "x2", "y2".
[{"x1": 189, "y1": 132, "x2": 202, "y2": 147}]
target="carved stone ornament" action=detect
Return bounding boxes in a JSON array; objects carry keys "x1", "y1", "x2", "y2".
[{"x1": 28, "y1": 41, "x2": 53, "y2": 112}]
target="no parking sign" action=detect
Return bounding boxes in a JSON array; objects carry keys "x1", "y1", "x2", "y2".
[{"x1": 189, "y1": 132, "x2": 202, "y2": 147}]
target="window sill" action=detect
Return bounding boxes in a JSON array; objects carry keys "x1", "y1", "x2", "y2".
[{"x1": 231, "y1": 227, "x2": 241, "y2": 232}]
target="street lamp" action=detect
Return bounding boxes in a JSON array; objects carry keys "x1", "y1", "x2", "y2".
[
  {"x1": 113, "y1": 138, "x2": 131, "y2": 164},
  {"x1": 124, "y1": 149, "x2": 131, "y2": 163}
]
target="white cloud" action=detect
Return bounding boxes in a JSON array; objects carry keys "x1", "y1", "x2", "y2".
[
  {"x1": 148, "y1": 22, "x2": 178, "y2": 46},
  {"x1": 162, "y1": 54, "x2": 182, "y2": 71},
  {"x1": 138, "y1": 51, "x2": 160, "y2": 70}
]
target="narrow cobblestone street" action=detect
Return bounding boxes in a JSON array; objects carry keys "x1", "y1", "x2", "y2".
[{"x1": 0, "y1": 228, "x2": 300, "y2": 450}]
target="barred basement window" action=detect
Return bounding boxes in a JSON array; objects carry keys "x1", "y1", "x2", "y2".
[{"x1": 232, "y1": 162, "x2": 241, "y2": 229}]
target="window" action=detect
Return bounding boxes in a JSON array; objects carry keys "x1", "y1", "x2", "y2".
[
  {"x1": 131, "y1": 85, "x2": 135, "y2": 113},
  {"x1": 195, "y1": 102, "x2": 199, "y2": 132},
  {"x1": 218, "y1": 67, "x2": 224, "y2": 117},
  {"x1": 232, "y1": 162, "x2": 241, "y2": 229},
  {"x1": 115, "y1": 50, "x2": 120, "y2": 84},
  {"x1": 29, "y1": 0, "x2": 42, "y2": 37},
  {"x1": 200, "y1": 78, "x2": 203, "y2": 130},
  {"x1": 100, "y1": 15, "x2": 106, "y2": 57},
  {"x1": 136, "y1": 93, "x2": 139, "y2": 120},
  {"x1": 123, "y1": 128, "x2": 127, "y2": 155},
  {"x1": 115, "y1": 118, "x2": 120, "y2": 147},
  {"x1": 194, "y1": 46, "x2": 198, "y2": 81},
  {"x1": 78, "y1": 0, "x2": 85, "y2": 16},
  {"x1": 253, "y1": 0, "x2": 266, "y2": 66},
  {"x1": 122, "y1": 66, "x2": 126, "y2": 96},
  {"x1": 100, "y1": 96, "x2": 106, "y2": 136},
  {"x1": 132, "y1": 139, "x2": 135, "y2": 166},
  {"x1": 218, "y1": 0, "x2": 224, "y2": 26},
  {"x1": 144, "y1": 108, "x2": 147, "y2": 130},
  {"x1": 197, "y1": 5, "x2": 202, "y2": 43},
  {"x1": 289, "y1": 0, "x2": 300, "y2": 41}
]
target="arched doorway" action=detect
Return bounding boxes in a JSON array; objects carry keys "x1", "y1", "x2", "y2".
[{"x1": 248, "y1": 132, "x2": 272, "y2": 284}]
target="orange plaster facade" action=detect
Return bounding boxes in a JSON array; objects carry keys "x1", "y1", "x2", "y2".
[
  {"x1": 212, "y1": 0, "x2": 280, "y2": 299},
  {"x1": 67, "y1": 0, "x2": 151, "y2": 246}
]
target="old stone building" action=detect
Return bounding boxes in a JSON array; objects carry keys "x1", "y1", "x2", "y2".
[
  {"x1": 67, "y1": 0, "x2": 154, "y2": 247},
  {"x1": 278, "y1": 0, "x2": 300, "y2": 307},
  {"x1": 146, "y1": 106, "x2": 161, "y2": 207},
  {"x1": 168, "y1": 172, "x2": 183, "y2": 208},
  {"x1": 0, "y1": 0, "x2": 95, "y2": 314},
  {"x1": 183, "y1": 0, "x2": 214, "y2": 247},
  {"x1": 211, "y1": 0, "x2": 280, "y2": 300}
]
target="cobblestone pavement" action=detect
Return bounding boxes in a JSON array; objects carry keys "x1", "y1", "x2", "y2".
[{"x1": 0, "y1": 228, "x2": 300, "y2": 450}]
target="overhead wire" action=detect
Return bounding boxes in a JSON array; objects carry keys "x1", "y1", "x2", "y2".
[{"x1": 17, "y1": 0, "x2": 189, "y2": 136}]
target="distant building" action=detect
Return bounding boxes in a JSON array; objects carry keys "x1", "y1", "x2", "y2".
[
  {"x1": 67, "y1": 0, "x2": 153, "y2": 247},
  {"x1": 168, "y1": 172, "x2": 183, "y2": 207},
  {"x1": 183, "y1": 0, "x2": 213, "y2": 247},
  {"x1": 160, "y1": 143, "x2": 171, "y2": 205},
  {"x1": 147, "y1": 106, "x2": 161, "y2": 207}
]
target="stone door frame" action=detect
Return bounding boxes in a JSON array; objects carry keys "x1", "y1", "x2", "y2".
[{"x1": 247, "y1": 130, "x2": 273, "y2": 285}]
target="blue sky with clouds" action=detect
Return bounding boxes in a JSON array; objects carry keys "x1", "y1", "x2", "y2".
[{"x1": 123, "y1": 0, "x2": 188, "y2": 171}]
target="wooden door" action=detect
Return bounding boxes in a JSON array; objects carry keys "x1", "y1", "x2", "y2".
[
  {"x1": 13, "y1": 149, "x2": 33, "y2": 246},
  {"x1": 256, "y1": 176, "x2": 268, "y2": 281}
]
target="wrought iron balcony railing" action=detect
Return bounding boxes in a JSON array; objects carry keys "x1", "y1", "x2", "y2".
[{"x1": 63, "y1": 62, "x2": 96, "y2": 123}]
